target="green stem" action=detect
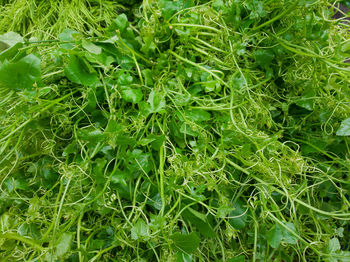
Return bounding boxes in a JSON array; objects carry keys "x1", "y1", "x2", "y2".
[
  {"x1": 0, "y1": 233, "x2": 44, "y2": 251},
  {"x1": 252, "y1": 3, "x2": 298, "y2": 31}
]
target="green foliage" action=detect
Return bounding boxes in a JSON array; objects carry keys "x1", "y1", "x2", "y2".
[
  {"x1": 0, "y1": 1, "x2": 350, "y2": 261},
  {"x1": 170, "y1": 232, "x2": 200, "y2": 254}
]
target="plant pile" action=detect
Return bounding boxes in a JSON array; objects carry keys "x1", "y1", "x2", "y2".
[{"x1": 0, "y1": 0, "x2": 350, "y2": 261}]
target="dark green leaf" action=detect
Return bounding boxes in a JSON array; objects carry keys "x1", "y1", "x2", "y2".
[
  {"x1": 4, "y1": 178, "x2": 28, "y2": 193},
  {"x1": 126, "y1": 149, "x2": 152, "y2": 173},
  {"x1": 254, "y1": 49, "x2": 274, "y2": 68},
  {"x1": 282, "y1": 222, "x2": 298, "y2": 244},
  {"x1": 296, "y1": 89, "x2": 315, "y2": 111},
  {"x1": 228, "y1": 200, "x2": 248, "y2": 230},
  {"x1": 170, "y1": 232, "x2": 200, "y2": 254},
  {"x1": 64, "y1": 55, "x2": 100, "y2": 86},
  {"x1": 182, "y1": 207, "x2": 215, "y2": 238},
  {"x1": 228, "y1": 255, "x2": 245, "y2": 262},
  {"x1": 266, "y1": 224, "x2": 283, "y2": 248}
]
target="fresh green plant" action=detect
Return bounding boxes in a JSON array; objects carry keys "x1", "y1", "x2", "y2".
[{"x1": 0, "y1": 0, "x2": 350, "y2": 261}]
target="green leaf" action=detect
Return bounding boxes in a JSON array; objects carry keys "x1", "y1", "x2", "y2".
[
  {"x1": 158, "y1": 0, "x2": 194, "y2": 20},
  {"x1": 266, "y1": 224, "x2": 283, "y2": 248},
  {"x1": 170, "y1": 232, "x2": 200, "y2": 254},
  {"x1": 140, "y1": 36, "x2": 157, "y2": 56},
  {"x1": 228, "y1": 200, "x2": 248, "y2": 230},
  {"x1": 64, "y1": 55, "x2": 100, "y2": 86},
  {"x1": 148, "y1": 90, "x2": 166, "y2": 113},
  {"x1": 138, "y1": 134, "x2": 165, "y2": 151},
  {"x1": 338, "y1": 251, "x2": 350, "y2": 262},
  {"x1": 182, "y1": 207, "x2": 215, "y2": 238},
  {"x1": 105, "y1": 119, "x2": 121, "y2": 133},
  {"x1": 121, "y1": 87, "x2": 143, "y2": 104},
  {"x1": 92, "y1": 158, "x2": 107, "y2": 186},
  {"x1": 115, "y1": 14, "x2": 129, "y2": 32},
  {"x1": 131, "y1": 219, "x2": 149, "y2": 240},
  {"x1": 341, "y1": 40, "x2": 350, "y2": 53},
  {"x1": 0, "y1": 213, "x2": 11, "y2": 231},
  {"x1": 63, "y1": 142, "x2": 79, "y2": 157},
  {"x1": 184, "y1": 109, "x2": 211, "y2": 122},
  {"x1": 58, "y1": 29, "x2": 79, "y2": 49},
  {"x1": 0, "y1": 54, "x2": 42, "y2": 91},
  {"x1": 55, "y1": 233, "x2": 73, "y2": 258},
  {"x1": 246, "y1": 0, "x2": 267, "y2": 19},
  {"x1": 296, "y1": 89, "x2": 315, "y2": 111},
  {"x1": 142, "y1": 69, "x2": 154, "y2": 86},
  {"x1": 177, "y1": 252, "x2": 193, "y2": 262},
  {"x1": 4, "y1": 178, "x2": 28, "y2": 193},
  {"x1": 0, "y1": 32, "x2": 23, "y2": 51},
  {"x1": 254, "y1": 49, "x2": 274, "y2": 69},
  {"x1": 117, "y1": 70, "x2": 133, "y2": 86},
  {"x1": 327, "y1": 238, "x2": 341, "y2": 253},
  {"x1": 180, "y1": 123, "x2": 199, "y2": 137},
  {"x1": 216, "y1": 206, "x2": 235, "y2": 218},
  {"x1": 282, "y1": 222, "x2": 298, "y2": 245},
  {"x1": 212, "y1": 0, "x2": 225, "y2": 11},
  {"x1": 158, "y1": 0, "x2": 181, "y2": 20},
  {"x1": 78, "y1": 128, "x2": 106, "y2": 144},
  {"x1": 0, "y1": 42, "x2": 24, "y2": 62},
  {"x1": 125, "y1": 149, "x2": 152, "y2": 173},
  {"x1": 336, "y1": 118, "x2": 350, "y2": 136},
  {"x1": 140, "y1": 91, "x2": 166, "y2": 116},
  {"x1": 82, "y1": 40, "x2": 102, "y2": 55},
  {"x1": 228, "y1": 255, "x2": 245, "y2": 262}
]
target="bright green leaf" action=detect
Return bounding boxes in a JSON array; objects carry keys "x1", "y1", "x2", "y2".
[
  {"x1": 121, "y1": 87, "x2": 143, "y2": 104},
  {"x1": 58, "y1": 29, "x2": 79, "y2": 49},
  {"x1": 82, "y1": 40, "x2": 102, "y2": 54},
  {"x1": 131, "y1": 219, "x2": 149, "y2": 240},
  {"x1": 336, "y1": 118, "x2": 350, "y2": 136},
  {"x1": 177, "y1": 252, "x2": 193, "y2": 262},
  {"x1": 114, "y1": 14, "x2": 129, "y2": 32},
  {"x1": 0, "y1": 32, "x2": 23, "y2": 51},
  {"x1": 0, "y1": 54, "x2": 41, "y2": 91},
  {"x1": 55, "y1": 233, "x2": 73, "y2": 258},
  {"x1": 184, "y1": 109, "x2": 211, "y2": 122},
  {"x1": 327, "y1": 238, "x2": 341, "y2": 253},
  {"x1": 148, "y1": 90, "x2": 166, "y2": 113}
]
